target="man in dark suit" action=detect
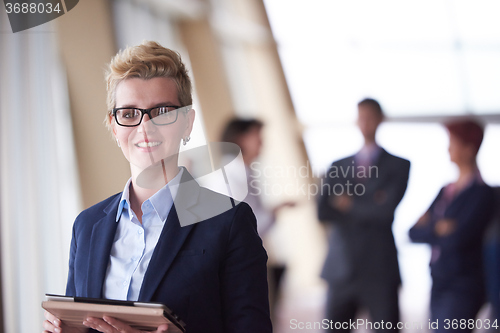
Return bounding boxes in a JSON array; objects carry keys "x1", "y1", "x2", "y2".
[{"x1": 318, "y1": 98, "x2": 410, "y2": 332}]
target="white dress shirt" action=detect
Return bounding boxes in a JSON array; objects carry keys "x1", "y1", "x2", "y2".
[
  {"x1": 244, "y1": 165, "x2": 275, "y2": 236},
  {"x1": 102, "y1": 168, "x2": 183, "y2": 301},
  {"x1": 355, "y1": 143, "x2": 382, "y2": 168}
]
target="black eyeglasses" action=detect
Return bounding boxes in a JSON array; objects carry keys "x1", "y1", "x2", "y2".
[{"x1": 112, "y1": 105, "x2": 191, "y2": 127}]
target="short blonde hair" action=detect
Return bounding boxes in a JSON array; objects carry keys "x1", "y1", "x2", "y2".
[{"x1": 105, "y1": 41, "x2": 193, "y2": 128}]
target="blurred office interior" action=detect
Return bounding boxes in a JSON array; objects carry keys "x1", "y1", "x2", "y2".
[{"x1": 0, "y1": 0, "x2": 499, "y2": 332}]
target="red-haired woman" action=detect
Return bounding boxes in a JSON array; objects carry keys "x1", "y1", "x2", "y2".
[{"x1": 410, "y1": 119, "x2": 495, "y2": 332}]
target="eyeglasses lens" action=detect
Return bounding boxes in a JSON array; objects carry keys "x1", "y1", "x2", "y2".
[
  {"x1": 115, "y1": 107, "x2": 178, "y2": 126},
  {"x1": 116, "y1": 109, "x2": 141, "y2": 126},
  {"x1": 150, "y1": 107, "x2": 178, "y2": 125}
]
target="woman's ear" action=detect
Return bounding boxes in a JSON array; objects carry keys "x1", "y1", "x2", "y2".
[
  {"x1": 184, "y1": 109, "x2": 196, "y2": 137},
  {"x1": 111, "y1": 118, "x2": 117, "y2": 136}
]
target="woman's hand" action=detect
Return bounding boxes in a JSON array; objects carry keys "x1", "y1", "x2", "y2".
[
  {"x1": 83, "y1": 316, "x2": 168, "y2": 333},
  {"x1": 272, "y1": 201, "x2": 296, "y2": 214},
  {"x1": 415, "y1": 211, "x2": 430, "y2": 227},
  {"x1": 43, "y1": 310, "x2": 88, "y2": 333},
  {"x1": 435, "y1": 218, "x2": 456, "y2": 236}
]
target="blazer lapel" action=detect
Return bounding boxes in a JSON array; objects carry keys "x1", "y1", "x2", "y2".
[
  {"x1": 138, "y1": 206, "x2": 196, "y2": 301},
  {"x1": 86, "y1": 195, "x2": 120, "y2": 298},
  {"x1": 375, "y1": 148, "x2": 388, "y2": 168},
  {"x1": 138, "y1": 171, "x2": 199, "y2": 302},
  {"x1": 362, "y1": 148, "x2": 387, "y2": 188}
]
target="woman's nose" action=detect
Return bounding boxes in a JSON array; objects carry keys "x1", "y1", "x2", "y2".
[{"x1": 138, "y1": 114, "x2": 156, "y2": 133}]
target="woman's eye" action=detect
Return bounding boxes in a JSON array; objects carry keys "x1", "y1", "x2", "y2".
[
  {"x1": 123, "y1": 110, "x2": 139, "y2": 118},
  {"x1": 157, "y1": 107, "x2": 171, "y2": 115}
]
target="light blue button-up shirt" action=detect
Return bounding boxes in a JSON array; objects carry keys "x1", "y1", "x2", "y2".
[{"x1": 102, "y1": 168, "x2": 183, "y2": 301}]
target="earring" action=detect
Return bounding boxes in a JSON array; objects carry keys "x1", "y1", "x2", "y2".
[
  {"x1": 116, "y1": 139, "x2": 121, "y2": 147},
  {"x1": 182, "y1": 136, "x2": 191, "y2": 146}
]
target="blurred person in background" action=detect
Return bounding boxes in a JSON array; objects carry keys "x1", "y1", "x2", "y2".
[
  {"x1": 221, "y1": 118, "x2": 295, "y2": 318},
  {"x1": 483, "y1": 189, "x2": 500, "y2": 323},
  {"x1": 318, "y1": 98, "x2": 410, "y2": 332},
  {"x1": 409, "y1": 119, "x2": 495, "y2": 333},
  {"x1": 43, "y1": 42, "x2": 272, "y2": 333}
]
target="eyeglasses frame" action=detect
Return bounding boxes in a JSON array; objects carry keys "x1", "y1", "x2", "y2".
[{"x1": 112, "y1": 105, "x2": 192, "y2": 127}]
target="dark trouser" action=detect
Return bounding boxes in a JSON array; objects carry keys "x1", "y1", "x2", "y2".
[
  {"x1": 484, "y1": 241, "x2": 500, "y2": 322},
  {"x1": 324, "y1": 282, "x2": 400, "y2": 332},
  {"x1": 430, "y1": 280, "x2": 485, "y2": 333}
]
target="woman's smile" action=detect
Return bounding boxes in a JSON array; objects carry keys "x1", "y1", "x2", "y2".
[{"x1": 135, "y1": 140, "x2": 162, "y2": 149}]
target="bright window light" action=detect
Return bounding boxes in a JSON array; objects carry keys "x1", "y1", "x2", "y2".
[{"x1": 264, "y1": 0, "x2": 500, "y2": 124}]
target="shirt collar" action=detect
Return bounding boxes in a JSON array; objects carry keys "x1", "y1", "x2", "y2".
[
  {"x1": 356, "y1": 143, "x2": 382, "y2": 163},
  {"x1": 116, "y1": 178, "x2": 133, "y2": 222},
  {"x1": 115, "y1": 167, "x2": 184, "y2": 222}
]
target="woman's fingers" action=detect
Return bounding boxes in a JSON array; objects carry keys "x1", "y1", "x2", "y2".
[
  {"x1": 84, "y1": 317, "x2": 115, "y2": 333},
  {"x1": 83, "y1": 316, "x2": 168, "y2": 333},
  {"x1": 44, "y1": 311, "x2": 62, "y2": 328},
  {"x1": 43, "y1": 319, "x2": 60, "y2": 333},
  {"x1": 102, "y1": 316, "x2": 135, "y2": 332},
  {"x1": 155, "y1": 324, "x2": 169, "y2": 333},
  {"x1": 435, "y1": 218, "x2": 456, "y2": 236},
  {"x1": 102, "y1": 316, "x2": 168, "y2": 333},
  {"x1": 85, "y1": 316, "x2": 139, "y2": 333},
  {"x1": 43, "y1": 310, "x2": 63, "y2": 333}
]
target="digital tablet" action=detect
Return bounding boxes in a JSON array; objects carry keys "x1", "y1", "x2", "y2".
[{"x1": 42, "y1": 294, "x2": 186, "y2": 332}]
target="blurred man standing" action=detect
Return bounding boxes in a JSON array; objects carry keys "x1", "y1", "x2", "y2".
[{"x1": 318, "y1": 98, "x2": 410, "y2": 332}]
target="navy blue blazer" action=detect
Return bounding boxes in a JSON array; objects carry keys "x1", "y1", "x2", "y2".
[
  {"x1": 409, "y1": 180, "x2": 495, "y2": 286},
  {"x1": 66, "y1": 171, "x2": 272, "y2": 333}
]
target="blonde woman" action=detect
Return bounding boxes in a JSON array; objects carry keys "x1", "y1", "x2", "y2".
[{"x1": 43, "y1": 41, "x2": 272, "y2": 333}]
